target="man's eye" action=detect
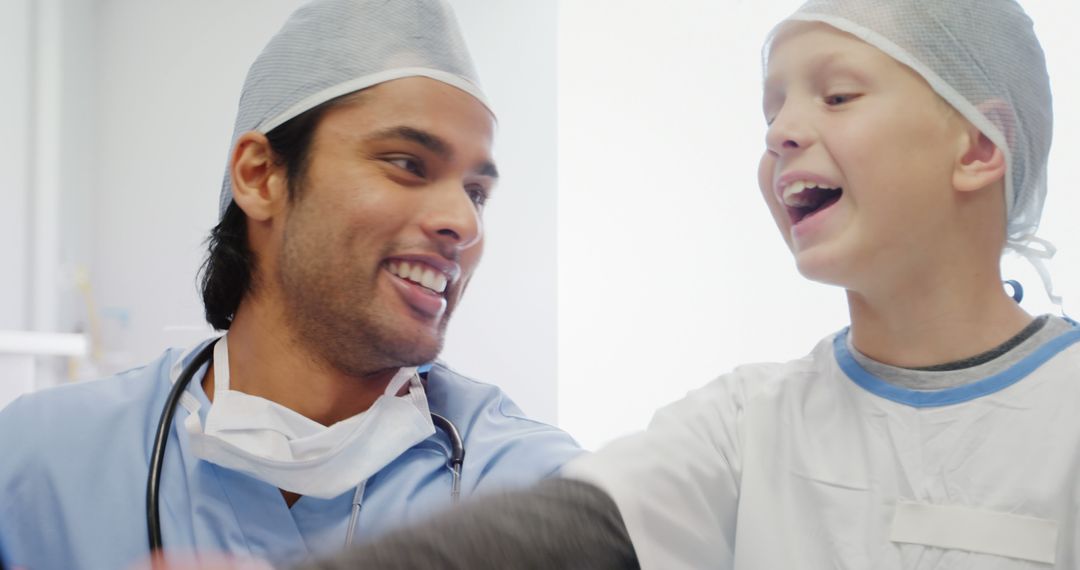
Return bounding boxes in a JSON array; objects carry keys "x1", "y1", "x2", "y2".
[
  {"x1": 387, "y1": 157, "x2": 425, "y2": 177},
  {"x1": 466, "y1": 185, "x2": 489, "y2": 208}
]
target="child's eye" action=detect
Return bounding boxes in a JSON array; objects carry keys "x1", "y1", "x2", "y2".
[
  {"x1": 387, "y1": 156, "x2": 425, "y2": 177},
  {"x1": 824, "y1": 93, "x2": 858, "y2": 106}
]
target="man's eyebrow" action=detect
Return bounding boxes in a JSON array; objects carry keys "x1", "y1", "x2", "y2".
[
  {"x1": 368, "y1": 126, "x2": 452, "y2": 158},
  {"x1": 367, "y1": 125, "x2": 499, "y2": 178}
]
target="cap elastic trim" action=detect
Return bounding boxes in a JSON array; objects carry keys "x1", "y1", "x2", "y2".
[{"x1": 256, "y1": 66, "x2": 494, "y2": 134}]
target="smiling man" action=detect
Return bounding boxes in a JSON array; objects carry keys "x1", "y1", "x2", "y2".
[{"x1": 0, "y1": 2, "x2": 580, "y2": 569}]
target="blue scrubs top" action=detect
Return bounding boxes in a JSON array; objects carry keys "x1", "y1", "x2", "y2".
[{"x1": 0, "y1": 341, "x2": 583, "y2": 569}]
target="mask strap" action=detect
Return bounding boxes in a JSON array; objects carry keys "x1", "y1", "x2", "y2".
[
  {"x1": 212, "y1": 333, "x2": 232, "y2": 395},
  {"x1": 384, "y1": 366, "x2": 418, "y2": 397},
  {"x1": 1007, "y1": 235, "x2": 1064, "y2": 311}
]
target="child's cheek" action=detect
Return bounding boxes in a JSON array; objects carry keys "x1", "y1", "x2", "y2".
[{"x1": 757, "y1": 153, "x2": 793, "y2": 245}]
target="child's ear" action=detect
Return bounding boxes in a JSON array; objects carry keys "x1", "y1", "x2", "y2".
[
  {"x1": 953, "y1": 101, "x2": 1009, "y2": 194},
  {"x1": 231, "y1": 131, "x2": 290, "y2": 222}
]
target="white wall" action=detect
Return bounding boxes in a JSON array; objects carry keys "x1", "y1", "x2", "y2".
[
  {"x1": 557, "y1": 0, "x2": 1080, "y2": 450},
  {"x1": 0, "y1": 0, "x2": 31, "y2": 331},
  {"x1": 92, "y1": 0, "x2": 297, "y2": 371},
  {"x1": 441, "y1": 1, "x2": 560, "y2": 424},
  {"x1": 0, "y1": 0, "x2": 99, "y2": 391},
  {"x1": 86, "y1": 0, "x2": 560, "y2": 421},
  {"x1": 1011, "y1": 2, "x2": 1080, "y2": 315},
  {"x1": 55, "y1": 0, "x2": 99, "y2": 348}
]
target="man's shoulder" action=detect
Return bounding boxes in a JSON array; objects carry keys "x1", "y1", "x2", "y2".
[
  {"x1": 0, "y1": 349, "x2": 186, "y2": 570},
  {"x1": 0, "y1": 347, "x2": 182, "y2": 466},
  {"x1": 425, "y1": 362, "x2": 566, "y2": 432},
  {"x1": 423, "y1": 362, "x2": 508, "y2": 410},
  {"x1": 424, "y1": 362, "x2": 583, "y2": 480}
]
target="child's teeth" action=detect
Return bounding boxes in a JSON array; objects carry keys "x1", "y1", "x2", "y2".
[
  {"x1": 783, "y1": 181, "x2": 804, "y2": 201},
  {"x1": 783, "y1": 179, "x2": 839, "y2": 207},
  {"x1": 783, "y1": 181, "x2": 807, "y2": 206}
]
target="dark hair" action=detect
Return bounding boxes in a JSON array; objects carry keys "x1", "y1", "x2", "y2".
[{"x1": 199, "y1": 99, "x2": 339, "y2": 330}]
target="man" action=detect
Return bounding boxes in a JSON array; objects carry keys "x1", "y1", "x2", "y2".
[{"x1": 0, "y1": 1, "x2": 580, "y2": 568}]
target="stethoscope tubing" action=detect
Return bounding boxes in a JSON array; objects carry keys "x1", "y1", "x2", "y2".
[
  {"x1": 430, "y1": 412, "x2": 465, "y2": 501},
  {"x1": 145, "y1": 340, "x2": 465, "y2": 553},
  {"x1": 146, "y1": 339, "x2": 217, "y2": 552}
]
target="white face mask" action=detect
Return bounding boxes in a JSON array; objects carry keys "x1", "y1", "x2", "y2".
[{"x1": 182, "y1": 335, "x2": 435, "y2": 499}]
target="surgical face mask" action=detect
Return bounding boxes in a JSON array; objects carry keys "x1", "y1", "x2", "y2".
[{"x1": 182, "y1": 335, "x2": 435, "y2": 499}]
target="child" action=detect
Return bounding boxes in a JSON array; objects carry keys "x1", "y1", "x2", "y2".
[
  {"x1": 560, "y1": 1, "x2": 1076, "y2": 566},
  {"x1": 292, "y1": 1, "x2": 1075, "y2": 568}
]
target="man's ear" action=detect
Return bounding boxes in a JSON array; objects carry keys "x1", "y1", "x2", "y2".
[
  {"x1": 230, "y1": 131, "x2": 289, "y2": 222},
  {"x1": 953, "y1": 103, "x2": 1008, "y2": 194}
]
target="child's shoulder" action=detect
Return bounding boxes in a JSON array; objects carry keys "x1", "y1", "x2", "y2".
[
  {"x1": 671, "y1": 331, "x2": 841, "y2": 416},
  {"x1": 735, "y1": 335, "x2": 833, "y2": 383}
]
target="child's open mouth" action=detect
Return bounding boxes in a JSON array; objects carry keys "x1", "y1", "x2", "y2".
[{"x1": 782, "y1": 180, "x2": 843, "y2": 224}]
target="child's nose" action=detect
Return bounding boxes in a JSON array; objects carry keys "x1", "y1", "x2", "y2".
[{"x1": 765, "y1": 106, "x2": 814, "y2": 155}]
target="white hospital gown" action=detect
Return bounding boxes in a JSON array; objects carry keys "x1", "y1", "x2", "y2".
[{"x1": 564, "y1": 326, "x2": 1080, "y2": 569}]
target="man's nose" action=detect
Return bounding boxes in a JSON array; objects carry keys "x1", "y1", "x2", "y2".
[{"x1": 420, "y1": 183, "x2": 482, "y2": 251}]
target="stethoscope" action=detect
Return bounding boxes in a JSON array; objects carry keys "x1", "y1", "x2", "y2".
[{"x1": 145, "y1": 339, "x2": 466, "y2": 552}]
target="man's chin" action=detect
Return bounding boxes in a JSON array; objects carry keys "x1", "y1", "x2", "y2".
[{"x1": 383, "y1": 330, "x2": 444, "y2": 368}]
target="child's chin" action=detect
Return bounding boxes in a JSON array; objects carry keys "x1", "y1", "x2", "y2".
[{"x1": 792, "y1": 249, "x2": 852, "y2": 288}]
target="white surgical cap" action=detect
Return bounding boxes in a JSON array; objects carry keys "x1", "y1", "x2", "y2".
[
  {"x1": 766, "y1": 0, "x2": 1059, "y2": 301},
  {"x1": 219, "y1": 0, "x2": 490, "y2": 220}
]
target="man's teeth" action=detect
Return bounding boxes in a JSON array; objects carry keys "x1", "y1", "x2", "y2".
[
  {"x1": 388, "y1": 261, "x2": 448, "y2": 294},
  {"x1": 782, "y1": 180, "x2": 840, "y2": 207}
]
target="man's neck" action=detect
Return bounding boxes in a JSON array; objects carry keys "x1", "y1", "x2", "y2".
[{"x1": 203, "y1": 298, "x2": 398, "y2": 427}]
